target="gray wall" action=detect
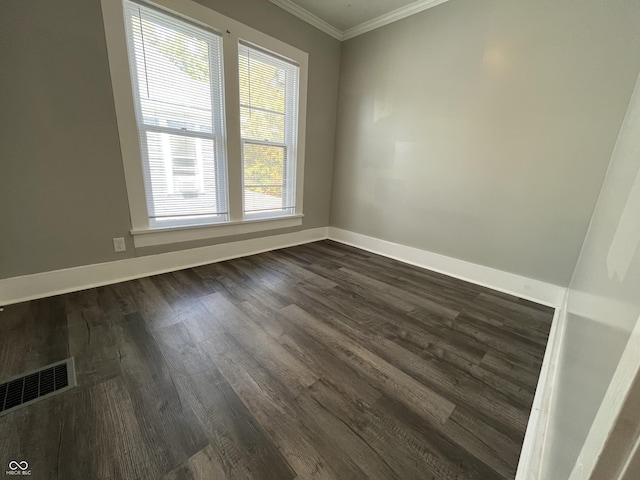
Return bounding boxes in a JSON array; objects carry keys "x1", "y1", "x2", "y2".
[
  {"x1": 0, "y1": 0, "x2": 340, "y2": 279},
  {"x1": 330, "y1": 0, "x2": 640, "y2": 286},
  {"x1": 542, "y1": 70, "x2": 640, "y2": 479}
]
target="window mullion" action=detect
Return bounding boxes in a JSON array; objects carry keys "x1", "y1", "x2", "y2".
[{"x1": 221, "y1": 32, "x2": 243, "y2": 222}]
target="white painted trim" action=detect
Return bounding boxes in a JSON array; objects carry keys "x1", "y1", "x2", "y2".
[
  {"x1": 328, "y1": 227, "x2": 566, "y2": 307},
  {"x1": 341, "y1": 0, "x2": 452, "y2": 40},
  {"x1": 268, "y1": 0, "x2": 453, "y2": 41},
  {"x1": 516, "y1": 292, "x2": 568, "y2": 479},
  {"x1": 101, "y1": 0, "x2": 149, "y2": 230},
  {"x1": 0, "y1": 227, "x2": 328, "y2": 307},
  {"x1": 569, "y1": 312, "x2": 640, "y2": 480},
  {"x1": 268, "y1": 0, "x2": 343, "y2": 40},
  {"x1": 131, "y1": 215, "x2": 303, "y2": 247},
  {"x1": 1, "y1": 225, "x2": 567, "y2": 309}
]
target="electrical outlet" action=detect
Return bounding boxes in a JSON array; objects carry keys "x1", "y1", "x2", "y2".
[{"x1": 113, "y1": 237, "x2": 126, "y2": 253}]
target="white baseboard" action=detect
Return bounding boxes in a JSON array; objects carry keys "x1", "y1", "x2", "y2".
[
  {"x1": 516, "y1": 293, "x2": 568, "y2": 479},
  {"x1": 1, "y1": 225, "x2": 567, "y2": 308},
  {"x1": 327, "y1": 227, "x2": 566, "y2": 307},
  {"x1": 0, "y1": 227, "x2": 329, "y2": 306}
]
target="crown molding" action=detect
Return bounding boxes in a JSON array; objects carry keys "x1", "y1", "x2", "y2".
[
  {"x1": 269, "y1": 0, "x2": 452, "y2": 41},
  {"x1": 342, "y1": 0, "x2": 452, "y2": 40},
  {"x1": 269, "y1": 0, "x2": 343, "y2": 40}
]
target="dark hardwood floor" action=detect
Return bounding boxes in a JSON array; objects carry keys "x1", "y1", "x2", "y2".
[{"x1": 0, "y1": 240, "x2": 553, "y2": 479}]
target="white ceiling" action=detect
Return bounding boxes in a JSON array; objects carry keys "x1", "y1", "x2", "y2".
[
  {"x1": 286, "y1": 0, "x2": 419, "y2": 31},
  {"x1": 269, "y1": 0, "x2": 451, "y2": 40}
]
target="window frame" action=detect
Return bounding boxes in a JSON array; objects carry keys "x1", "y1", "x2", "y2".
[
  {"x1": 101, "y1": 0, "x2": 307, "y2": 248},
  {"x1": 238, "y1": 41, "x2": 299, "y2": 220},
  {"x1": 123, "y1": 2, "x2": 229, "y2": 229}
]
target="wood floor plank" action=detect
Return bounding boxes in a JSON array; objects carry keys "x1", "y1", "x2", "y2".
[
  {"x1": 461, "y1": 304, "x2": 551, "y2": 346},
  {"x1": 301, "y1": 262, "x2": 420, "y2": 313},
  {"x1": 323, "y1": 288, "x2": 538, "y2": 406},
  {"x1": 58, "y1": 376, "x2": 160, "y2": 480},
  {"x1": 308, "y1": 379, "x2": 463, "y2": 480},
  {"x1": 0, "y1": 240, "x2": 552, "y2": 480},
  {"x1": 325, "y1": 244, "x2": 482, "y2": 299},
  {"x1": 114, "y1": 312, "x2": 209, "y2": 473},
  {"x1": 199, "y1": 293, "x2": 319, "y2": 392},
  {"x1": 0, "y1": 296, "x2": 68, "y2": 379},
  {"x1": 279, "y1": 303, "x2": 456, "y2": 424},
  {"x1": 325, "y1": 250, "x2": 549, "y2": 343},
  {"x1": 201, "y1": 331, "x2": 356, "y2": 480},
  {"x1": 257, "y1": 251, "x2": 338, "y2": 290},
  {"x1": 294, "y1": 389, "x2": 399, "y2": 480},
  {"x1": 129, "y1": 276, "x2": 174, "y2": 317},
  {"x1": 373, "y1": 393, "x2": 506, "y2": 480},
  {"x1": 236, "y1": 298, "x2": 384, "y2": 406},
  {"x1": 409, "y1": 309, "x2": 545, "y2": 369},
  {"x1": 444, "y1": 406, "x2": 523, "y2": 478},
  {"x1": 149, "y1": 272, "x2": 201, "y2": 311},
  {"x1": 480, "y1": 350, "x2": 543, "y2": 390},
  {"x1": 97, "y1": 281, "x2": 138, "y2": 316},
  {"x1": 334, "y1": 313, "x2": 527, "y2": 438},
  {"x1": 296, "y1": 282, "x2": 486, "y2": 367},
  {"x1": 0, "y1": 394, "x2": 64, "y2": 480},
  {"x1": 162, "y1": 445, "x2": 229, "y2": 480},
  {"x1": 338, "y1": 266, "x2": 462, "y2": 318},
  {"x1": 152, "y1": 321, "x2": 295, "y2": 480},
  {"x1": 450, "y1": 312, "x2": 546, "y2": 363},
  {"x1": 65, "y1": 291, "x2": 122, "y2": 387},
  {"x1": 282, "y1": 285, "x2": 529, "y2": 440}
]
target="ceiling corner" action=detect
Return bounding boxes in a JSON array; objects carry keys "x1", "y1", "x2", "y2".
[
  {"x1": 269, "y1": 0, "x2": 453, "y2": 42},
  {"x1": 269, "y1": 0, "x2": 344, "y2": 40}
]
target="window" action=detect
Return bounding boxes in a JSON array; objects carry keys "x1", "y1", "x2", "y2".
[
  {"x1": 123, "y1": 1, "x2": 228, "y2": 228},
  {"x1": 102, "y1": 0, "x2": 307, "y2": 247},
  {"x1": 239, "y1": 43, "x2": 299, "y2": 218}
]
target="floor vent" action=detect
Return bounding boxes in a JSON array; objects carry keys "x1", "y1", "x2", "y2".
[{"x1": 0, "y1": 358, "x2": 76, "y2": 416}]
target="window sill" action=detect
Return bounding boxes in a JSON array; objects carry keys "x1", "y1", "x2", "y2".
[{"x1": 131, "y1": 214, "x2": 303, "y2": 248}]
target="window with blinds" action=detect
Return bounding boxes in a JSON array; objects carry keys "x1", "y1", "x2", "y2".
[
  {"x1": 123, "y1": 0, "x2": 228, "y2": 227},
  {"x1": 239, "y1": 42, "x2": 299, "y2": 217}
]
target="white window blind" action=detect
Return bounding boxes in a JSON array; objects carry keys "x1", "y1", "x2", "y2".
[
  {"x1": 123, "y1": 0, "x2": 228, "y2": 227},
  {"x1": 239, "y1": 42, "x2": 299, "y2": 217}
]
